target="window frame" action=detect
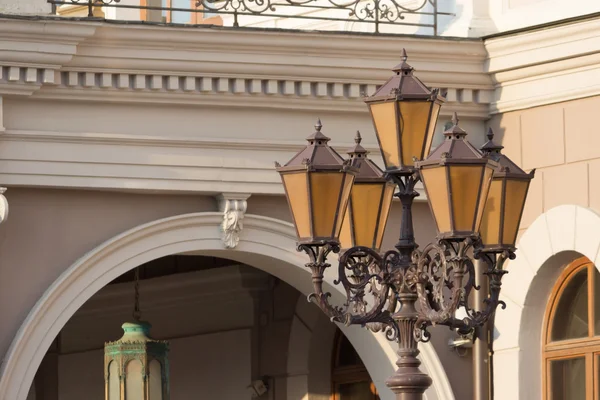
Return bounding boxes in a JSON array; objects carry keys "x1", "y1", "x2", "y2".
[
  {"x1": 543, "y1": 257, "x2": 600, "y2": 400},
  {"x1": 331, "y1": 331, "x2": 379, "y2": 400}
]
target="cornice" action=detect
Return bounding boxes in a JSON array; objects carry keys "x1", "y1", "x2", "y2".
[
  {"x1": 485, "y1": 16, "x2": 600, "y2": 113},
  {"x1": 0, "y1": 17, "x2": 493, "y2": 118}
]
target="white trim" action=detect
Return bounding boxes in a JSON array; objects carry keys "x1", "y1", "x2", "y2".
[
  {"x1": 494, "y1": 205, "x2": 600, "y2": 399},
  {"x1": 0, "y1": 212, "x2": 453, "y2": 400},
  {"x1": 0, "y1": 129, "x2": 429, "y2": 199},
  {"x1": 485, "y1": 17, "x2": 600, "y2": 113}
]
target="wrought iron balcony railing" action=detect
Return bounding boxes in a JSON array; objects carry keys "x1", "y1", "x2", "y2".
[{"x1": 48, "y1": 0, "x2": 452, "y2": 35}]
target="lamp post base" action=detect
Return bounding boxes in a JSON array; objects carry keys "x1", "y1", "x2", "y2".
[
  {"x1": 386, "y1": 291, "x2": 432, "y2": 400},
  {"x1": 386, "y1": 348, "x2": 432, "y2": 400}
]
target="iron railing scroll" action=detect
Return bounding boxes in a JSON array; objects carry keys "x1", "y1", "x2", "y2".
[{"x1": 47, "y1": 0, "x2": 452, "y2": 35}]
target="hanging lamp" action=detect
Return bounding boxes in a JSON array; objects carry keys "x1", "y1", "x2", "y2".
[{"x1": 104, "y1": 268, "x2": 170, "y2": 400}]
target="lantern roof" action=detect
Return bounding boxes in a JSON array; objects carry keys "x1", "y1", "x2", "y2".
[
  {"x1": 277, "y1": 119, "x2": 358, "y2": 173},
  {"x1": 419, "y1": 113, "x2": 495, "y2": 167},
  {"x1": 105, "y1": 321, "x2": 169, "y2": 357},
  {"x1": 365, "y1": 49, "x2": 445, "y2": 103},
  {"x1": 480, "y1": 128, "x2": 535, "y2": 179},
  {"x1": 346, "y1": 131, "x2": 388, "y2": 183}
]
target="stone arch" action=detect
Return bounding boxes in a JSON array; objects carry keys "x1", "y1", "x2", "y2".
[
  {"x1": 494, "y1": 205, "x2": 600, "y2": 399},
  {"x1": 0, "y1": 212, "x2": 454, "y2": 400}
]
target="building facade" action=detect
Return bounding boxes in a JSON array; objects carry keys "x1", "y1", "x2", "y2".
[{"x1": 0, "y1": 1, "x2": 598, "y2": 399}]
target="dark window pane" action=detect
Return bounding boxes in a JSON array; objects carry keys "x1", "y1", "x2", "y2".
[
  {"x1": 337, "y1": 335, "x2": 362, "y2": 367},
  {"x1": 338, "y1": 382, "x2": 379, "y2": 400},
  {"x1": 594, "y1": 268, "x2": 600, "y2": 336},
  {"x1": 550, "y1": 357, "x2": 586, "y2": 400},
  {"x1": 552, "y1": 268, "x2": 589, "y2": 341}
]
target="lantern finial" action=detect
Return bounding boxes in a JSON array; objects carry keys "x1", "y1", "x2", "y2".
[
  {"x1": 393, "y1": 48, "x2": 414, "y2": 74},
  {"x1": 347, "y1": 130, "x2": 367, "y2": 157},
  {"x1": 480, "y1": 127, "x2": 504, "y2": 156},
  {"x1": 315, "y1": 118, "x2": 322, "y2": 131},
  {"x1": 306, "y1": 118, "x2": 330, "y2": 143},
  {"x1": 443, "y1": 112, "x2": 467, "y2": 138}
]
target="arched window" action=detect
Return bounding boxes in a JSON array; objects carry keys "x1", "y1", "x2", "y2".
[
  {"x1": 544, "y1": 257, "x2": 600, "y2": 399},
  {"x1": 332, "y1": 331, "x2": 379, "y2": 400}
]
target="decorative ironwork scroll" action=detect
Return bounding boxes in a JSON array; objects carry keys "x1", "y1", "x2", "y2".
[{"x1": 48, "y1": 0, "x2": 452, "y2": 35}]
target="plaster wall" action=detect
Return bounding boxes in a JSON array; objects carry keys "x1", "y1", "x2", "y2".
[
  {"x1": 487, "y1": 95, "x2": 600, "y2": 399},
  {"x1": 0, "y1": 187, "x2": 463, "y2": 400},
  {"x1": 487, "y1": 95, "x2": 600, "y2": 240}
]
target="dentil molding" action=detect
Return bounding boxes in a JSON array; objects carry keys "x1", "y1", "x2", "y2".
[{"x1": 0, "y1": 16, "x2": 493, "y2": 118}]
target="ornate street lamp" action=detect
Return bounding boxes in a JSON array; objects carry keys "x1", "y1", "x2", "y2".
[
  {"x1": 276, "y1": 120, "x2": 359, "y2": 246},
  {"x1": 418, "y1": 113, "x2": 496, "y2": 241},
  {"x1": 364, "y1": 49, "x2": 444, "y2": 173},
  {"x1": 479, "y1": 128, "x2": 535, "y2": 253},
  {"x1": 339, "y1": 131, "x2": 395, "y2": 252},
  {"x1": 276, "y1": 50, "x2": 534, "y2": 400}
]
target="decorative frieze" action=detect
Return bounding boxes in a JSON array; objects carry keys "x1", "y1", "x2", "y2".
[{"x1": 0, "y1": 66, "x2": 492, "y2": 116}]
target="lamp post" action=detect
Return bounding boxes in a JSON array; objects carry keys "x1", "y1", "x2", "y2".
[{"x1": 276, "y1": 50, "x2": 534, "y2": 400}]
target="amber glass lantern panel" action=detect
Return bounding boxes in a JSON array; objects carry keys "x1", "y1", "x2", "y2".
[
  {"x1": 480, "y1": 179, "x2": 503, "y2": 247},
  {"x1": 501, "y1": 179, "x2": 530, "y2": 246},
  {"x1": 448, "y1": 165, "x2": 484, "y2": 232},
  {"x1": 281, "y1": 171, "x2": 311, "y2": 239},
  {"x1": 369, "y1": 102, "x2": 400, "y2": 170},
  {"x1": 310, "y1": 171, "x2": 355, "y2": 239},
  {"x1": 420, "y1": 166, "x2": 451, "y2": 234},
  {"x1": 349, "y1": 184, "x2": 383, "y2": 248},
  {"x1": 398, "y1": 101, "x2": 436, "y2": 168},
  {"x1": 423, "y1": 103, "x2": 441, "y2": 158},
  {"x1": 375, "y1": 184, "x2": 395, "y2": 250},
  {"x1": 448, "y1": 165, "x2": 493, "y2": 233},
  {"x1": 340, "y1": 183, "x2": 394, "y2": 250}
]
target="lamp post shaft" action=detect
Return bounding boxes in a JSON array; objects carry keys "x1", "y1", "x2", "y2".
[{"x1": 387, "y1": 173, "x2": 431, "y2": 400}]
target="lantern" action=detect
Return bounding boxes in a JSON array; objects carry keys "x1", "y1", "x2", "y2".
[
  {"x1": 479, "y1": 128, "x2": 535, "y2": 252},
  {"x1": 339, "y1": 131, "x2": 395, "y2": 251},
  {"x1": 105, "y1": 269, "x2": 169, "y2": 400},
  {"x1": 364, "y1": 49, "x2": 445, "y2": 172},
  {"x1": 276, "y1": 119, "x2": 359, "y2": 245},
  {"x1": 416, "y1": 113, "x2": 497, "y2": 240}
]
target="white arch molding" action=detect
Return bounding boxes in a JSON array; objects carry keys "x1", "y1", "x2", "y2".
[
  {"x1": 0, "y1": 212, "x2": 454, "y2": 400},
  {"x1": 494, "y1": 205, "x2": 600, "y2": 399}
]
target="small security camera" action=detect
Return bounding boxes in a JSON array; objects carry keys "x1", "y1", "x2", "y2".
[
  {"x1": 448, "y1": 332, "x2": 473, "y2": 349},
  {"x1": 247, "y1": 379, "x2": 268, "y2": 398}
]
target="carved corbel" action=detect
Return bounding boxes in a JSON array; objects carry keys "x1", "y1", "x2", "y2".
[
  {"x1": 0, "y1": 188, "x2": 8, "y2": 224},
  {"x1": 216, "y1": 193, "x2": 251, "y2": 249}
]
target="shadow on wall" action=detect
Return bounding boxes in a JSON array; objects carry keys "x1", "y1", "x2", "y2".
[{"x1": 497, "y1": 251, "x2": 584, "y2": 399}]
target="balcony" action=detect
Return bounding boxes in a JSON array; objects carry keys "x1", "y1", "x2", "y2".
[{"x1": 48, "y1": 0, "x2": 453, "y2": 35}]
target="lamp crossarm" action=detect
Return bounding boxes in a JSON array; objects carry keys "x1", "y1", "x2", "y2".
[{"x1": 299, "y1": 243, "x2": 401, "y2": 341}]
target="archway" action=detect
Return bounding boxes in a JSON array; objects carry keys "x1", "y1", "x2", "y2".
[
  {"x1": 494, "y1": 205, "x2": 600, "y2": 399},
  {"x1": 0, "y1": 212, "x2": 454, "y2": 400}
]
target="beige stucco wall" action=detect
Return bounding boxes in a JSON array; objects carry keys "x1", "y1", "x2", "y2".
[
  {"x1": 0, "y1": 187, "x2": 468, "y2": 399},
  {"x1": 488, "y1": 95, "x2": 600, "y2": 240}
]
